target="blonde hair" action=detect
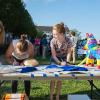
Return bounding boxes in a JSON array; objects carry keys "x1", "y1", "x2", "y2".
[
  {"x1": 17, "y1": 34, "x2": 28, "y2": 52},
  {"x1": 53, "y1": 23, "x2": 65, "y2": 34}
]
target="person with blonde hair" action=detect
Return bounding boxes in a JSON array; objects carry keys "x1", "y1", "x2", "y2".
[{"x1": 50, "y1": 23, "x2": 72, "y2": 100}]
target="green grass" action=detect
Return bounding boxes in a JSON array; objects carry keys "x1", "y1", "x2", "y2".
[
  {"x1": 1, "y1": 80, "x2": 100, "y2": 100},
  {"x1": 0, "y1": 56, "x2": 100, "y2": 100},
  {"x1": 35, "y1": 56, "x2": 83, "y2": 65},
  {"x1": 35, "y1": 56, "x2": 51, "y2": 65}
]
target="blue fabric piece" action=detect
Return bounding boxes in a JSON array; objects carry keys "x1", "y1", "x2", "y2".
[
  {"x1": 46, "y1": 64, "x2": 59, "y2": 69},
  {"x1": 54, "y1": 74, "x2": 59, "y2": 77},
  {"x1": 59, "y1": 65, "x2": 88, "y2": 71},
  {"x1": 19, "y1": 67, "x2": 37, "y2": 73},
  {"x1": 43, "y1": 73, "x2": 47, "y2": 77},
  {"x1": 46, "y1": 64, "x2": 88, "y2": 71},
  {"x1": 90, "y1": 74, "x2": 94, "y2": 77},
  {"x1": 31, "y1": 74, "x2": 34, "y2": 78}
]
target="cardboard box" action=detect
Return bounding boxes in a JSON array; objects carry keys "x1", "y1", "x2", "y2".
[{"x1": 2, "y1": 93, "x2": 29, "y2": 100}]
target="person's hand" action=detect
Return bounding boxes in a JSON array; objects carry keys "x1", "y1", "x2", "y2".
[{"x1": 60, "y1": 61, "x2": 66, "y2": 66}]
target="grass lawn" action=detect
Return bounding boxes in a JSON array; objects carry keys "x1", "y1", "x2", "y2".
[{"x1": 0, "y1": 56, "x2": 100, "y2": 100}]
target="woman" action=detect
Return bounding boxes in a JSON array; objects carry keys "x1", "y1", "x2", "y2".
[
  {"x1": 50, "y1": 23, "x2": 72, "y2": 100},
  {"x1": 6, "y1": 34, "x2": 34, "y2": 98},
  {"x1": 40, "y1": 34, "x2": 48, "y2": 59}
]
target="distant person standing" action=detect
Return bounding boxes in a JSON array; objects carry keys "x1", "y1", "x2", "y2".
[
  {"x1": 70, "y1": 31, "x2": 78, "y2": 64},
  {"x1": 34, "y1": 38, "x2": 40, "y2": 56},
  {"x1": 40, "y1": 34, "x2": 48, "y2": 59}
]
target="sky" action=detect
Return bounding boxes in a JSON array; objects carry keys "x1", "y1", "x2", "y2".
[{"x1": 23, "y1": 0, "x2": 100, "y2": 40}]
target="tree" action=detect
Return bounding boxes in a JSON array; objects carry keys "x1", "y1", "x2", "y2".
[
  {"x1": 36, "y1": 29, "x2": 44, "y2": 38},
  {"x1": 0, "y1": 0, "x2": 37, "y2": 37}
]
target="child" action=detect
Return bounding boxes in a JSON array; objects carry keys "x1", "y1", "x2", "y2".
[
  {"x1": 6, "y1": 34, "x2": 34, "y2": 98},
  {"x1": 12, "y1": 34, "x2": 29, "y2": 65},
  {"x1": 40, "y1": 34, "x2": 48, "y2": 59},
  {"x1": 50, "y1": 23, "x2": 72, "y2": 100},
  {"x1": 13, "y1": 37, "x2": 39, "y2": 66}
]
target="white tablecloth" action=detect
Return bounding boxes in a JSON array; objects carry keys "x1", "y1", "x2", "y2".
[{"x1": 0, "y1": 65, "x2": 100, "y2": 80}]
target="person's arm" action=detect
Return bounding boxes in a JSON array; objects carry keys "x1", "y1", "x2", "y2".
[
  {"x1": 28, "y1": 42, "x2": 34, "y2": 58},
  {"x1": 51, "y1": 48, "x2": 67, "y2": 66},
  {"x1": 66, "y1": 47, "x2": 71, "y2": 63},
  {"x1": 5, "y1": 42, "x2": 14, "y2": 64}
]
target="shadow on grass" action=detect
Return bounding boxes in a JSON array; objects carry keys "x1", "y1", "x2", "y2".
[
  {"x1": 1, "y1": 86, "x2": 100, "y2": 100},
  {"x1": 73, "y1": 89, "x2": 100, "y2": 100},
  {"x1": 29, "y1": 89, "x2": 100, "y2": 100}
]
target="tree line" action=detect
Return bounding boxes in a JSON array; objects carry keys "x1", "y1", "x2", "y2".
[{"x1": 0, "y1": 0, "x2": 37, "y2": 37}]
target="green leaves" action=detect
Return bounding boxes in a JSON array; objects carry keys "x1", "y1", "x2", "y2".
[{"x1": 0, "y1": 0, "x2": 37, "y2": 37}]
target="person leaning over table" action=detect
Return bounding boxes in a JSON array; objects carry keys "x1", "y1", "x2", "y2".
[
  {"x1": 5, "y1": 34, "x2": 34, "y2": 98},
  {"x1": 50, "y1": 23, "x2": 73, "y2": 100}
]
